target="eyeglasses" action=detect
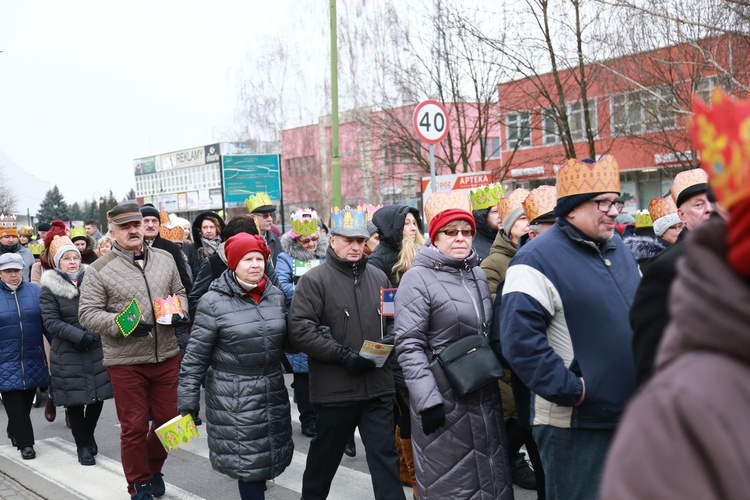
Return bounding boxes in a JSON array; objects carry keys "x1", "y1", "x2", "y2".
[
  {"x1": 589, "y1": 199, "x2": 624, "y2": 213},
  {"x1": 256, "y1": 213, "x2": 274, "y2": 219},
  {"x1": 438, "y1": 228, "x2": 475, "y2": 238},
  {"x1": 298, "y1": 235, "x2": 319, "y2": 244}
]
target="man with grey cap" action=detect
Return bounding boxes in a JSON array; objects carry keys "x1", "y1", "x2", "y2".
[
  {"x1": 78, "y1": 203, "x2": 188, "y2": 500},
  {"x1": 289, "y1": 205, "x2": 403, "y2": 500}
]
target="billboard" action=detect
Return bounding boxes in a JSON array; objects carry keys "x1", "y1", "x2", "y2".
[{"x1": 222, "y1": 154, "x2": 281, "y2": 204}]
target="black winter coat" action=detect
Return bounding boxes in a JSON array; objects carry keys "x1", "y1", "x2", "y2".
[
  {"x1": 369, "y1": 204, "x2": 422, "y2": 286},
  {"x1": 39, "y1": 269, "x2": 112, "y2": 407},
  {"x1": 472, "y1": 208, "x2": 497, "y2": 261},
  {"x1": 150, "y1": 235, "x2": 193, "y2": 295}
]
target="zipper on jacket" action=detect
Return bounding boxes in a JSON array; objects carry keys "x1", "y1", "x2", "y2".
[{"x1": 13, "y1": 291, "x2": 26, "y2": 388}]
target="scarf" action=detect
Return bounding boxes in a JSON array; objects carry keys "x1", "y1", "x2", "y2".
[
  {"x1": 235, "y1": 275, "x2": 267, "y2": 303},
  {"x1": 201, "y1": 235, "x2": 222, "y2": 257}
]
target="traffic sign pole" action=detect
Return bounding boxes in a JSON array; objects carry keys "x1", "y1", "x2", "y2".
[{"x1": 429, "y1": 144, "x2": 436, "y2": 194}]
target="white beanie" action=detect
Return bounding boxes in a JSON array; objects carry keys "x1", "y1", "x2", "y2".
[
  {"x1": 54, "y1": 244, "x2": 80, "y2": 268},
  {"x1": 653, "y1": 213, "x2": 681, "y2": 237}
]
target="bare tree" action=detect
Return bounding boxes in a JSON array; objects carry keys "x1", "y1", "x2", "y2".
[{"x1": 0, "y1": 165, "x2": 17, "y2": 214}]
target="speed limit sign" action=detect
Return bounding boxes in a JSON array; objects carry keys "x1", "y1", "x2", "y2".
[{"x1": 413, "y1": 99, "x2": 450, "y2": 144}]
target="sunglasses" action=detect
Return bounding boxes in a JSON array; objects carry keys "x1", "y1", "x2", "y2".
[
  {"x1": 298, "y1": 235, "x2": 320, "y2": 244},
  {"x1": 438, "y1": 228, "x2": 475, "y2": 238}
]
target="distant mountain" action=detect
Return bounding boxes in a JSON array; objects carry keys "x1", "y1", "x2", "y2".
[{"x1": 0, "y1": 150, "x2": 51, "y2": 215}]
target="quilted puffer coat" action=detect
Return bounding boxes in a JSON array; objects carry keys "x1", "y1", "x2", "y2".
[
  {"x1": 40, "y1": 269, "x2": 112, "y2": 407},
  {"x1": 78, "y1": 243, "x2": 186, "y2": 367},
  {"x1": 177, "y1": 269, "x2": 293, "y2": 482},
  {"x1": 0, "y1": 279, "x2": 50, "y2": 392},
  {"x1": 395, "y1": 245, "x2": 512, "y2": 500}
]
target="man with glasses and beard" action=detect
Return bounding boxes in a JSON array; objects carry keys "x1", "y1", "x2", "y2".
[{"x1": 499, "y1": 156, "x2": 641, "y2": 500}]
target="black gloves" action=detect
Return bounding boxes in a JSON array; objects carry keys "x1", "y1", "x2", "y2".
[
  {"x1": 130, "y1": 320, "x2": 154, "y2": 337},
  {"x1": 420, "y1": 405, "x2": 446, "y2": 435},
  {"x1": 76, "y1": 332, "x2": 98, "y2": 351},
  {"x1": 378, "y1": 334, "x2": 395, "y2": 346},
  {"x1": 316, "y1": 325, "x2": 333, "y2": 339},
  {"x1": 334, "y1": 344, "x2": 376, "y2": 375},
  {"x1": 170, "y1": 313, "x2": 190, "y2": 327}
]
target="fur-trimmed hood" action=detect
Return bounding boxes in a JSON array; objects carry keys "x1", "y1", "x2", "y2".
[
  {"x1": 280, "y1": 232, "x2": 328, "y2": 261},
  {"x1": 39, "y1": 267, "x2": 86, "y2": 300},
  {"x1": 623, "y1": 235, "x2": 666, "y2": 262}
]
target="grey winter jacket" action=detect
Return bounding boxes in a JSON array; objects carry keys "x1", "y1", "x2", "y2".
[
  {"x1": 288, "y1": 246, "x2": 395, "y2": 404},
  {"x1": 395, "y1": 245, "x2": 512, "y2": 500},
  {"x1": 39, "y1": 269, "x2": 112, "y2": 407},
  {"x1": 177, "y1": 269, "x2": 293, "y2": 482},
  {"x1": 78, "y1": 243, "x2": 186, "y2": 367}
]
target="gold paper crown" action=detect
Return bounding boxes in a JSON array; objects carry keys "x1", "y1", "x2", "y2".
[
  {"x1": 523, "y1": 185, "x2": 557, "y2": 223},
  {"x1": 635, "y1": 210, "x2": 653, "y2": 228},
  {"x1": 245, "y1": 193, "x2": 273, "y2": 213},
  {"x1": 18, "y1": 226, "x2": 34, "y2": 237},
  {"x1": 291, "y1": 208, "x2": 319, "y2": 236},
  {"x1": 469, "y1": 183, "x2": 504, "y2": 211},
  {"x1": 423, "y1": 191, "x2": 472, "y2": 224},
  {"x1": 27, "y1": 243, "x2": 44, "y2": 255},
  {"x1": 153, "y1": 295, "x2": 184, "y2": 320},
  {"x1": 49, "y1": 235, "x2": 75, "y2": 260},
  {"x1": 159, "y1": 225, "x2": 185, "y2": 242},
  {"x1": 648, "y1": 196, "x2": 677, "y2": 222},
  {"x1": 159, "y1": 210, "x2": 171, "y2": 225},
  {"x1": 556, "y1": 155, "x2": 621, "y2": 199},
  {"x1": 670, "y1": 168, "x2": 708, "y2": 206},
  {"x1": 69, "y1": 226, "x2": 88, "y2": 240},
  {"x1": 364, "y1": 204, "x2": 382, "y2": 222},
  {"x1": 689, "y1": 89, "x2": 750, "y2": 210},
  {"x1": 497, "y1": 188, "x2": 530, "y2": 221}
]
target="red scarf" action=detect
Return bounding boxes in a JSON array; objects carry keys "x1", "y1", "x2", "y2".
[{"x1": 245, "y1": 276, "x2": 267, "y2": 303}]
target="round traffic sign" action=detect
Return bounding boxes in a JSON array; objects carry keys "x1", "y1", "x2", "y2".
[{"x1": 413, "y1": 99, "x2": 450, "y2": 144}]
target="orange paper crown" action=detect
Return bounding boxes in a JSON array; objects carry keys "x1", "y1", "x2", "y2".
[
  {"x1": 159, "y1": 225, "x2": 184, "y2": 242},
  {"x1": 153, "y1": 295, "x2": 184, "y2": 319},
  {"x1": 159, "y1": 210, "x2": 171, "y2": 225},
  {"x1": 648, "y1": 196, "x2": 677, "y2": 222},
  {"x1": 670, "y1": 168, "x2": 708, "y2": 206},
  {"x1": 424, "y1": 191, "x2": 472, "y2": 224},
  {"x1": 523, "y1": 185, "x2": 557, "y2": 223},
  {"x1": 497, "y1": 188, "x2": 530, "y2": 221},
  {"x1": 689, "y1": 89, "x2": 750, "y2": 210},
  {"x1": 556, "y1": 155, "x2": 621, "y2": 199}
]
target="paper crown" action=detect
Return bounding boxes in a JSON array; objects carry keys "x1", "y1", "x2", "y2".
[
  {"x1": 469, "y1": 183, "x2": 505, "y2": 211},
  {"x1": 69, "y1": 225, "x2": 88, "y2": 241},
  {"x1": 159, "y1": 210, "x2": 171, "y2": 225},
  {"x1": 423, "y1": 191, "x2": 472, "y2": 224},
  {"x1": 49, "y1": 235, "x2": 75, "y2": 260},
  {"x1": 556, "y1": 155, "x2": 621, "y2": 199},
  {"x1": 523, "y1": 185, "x2": 557, "y2": 223},
  {"x1": 330, "y1": 205, "x2": 369, "y2": 234},
  {"x1": 689, "y1": 89, "x2": 750, "y2": 210},
  {"x1": 291, "y1": 208, "x2": 319, "y2": 236},
  {"x1": 364, "y1": 204, "x2": 382, "y2": 222},
  {"x1": 18, "y1": 226, "x2": 34, "y2": 237},
  {"x1": 670, "y1": 168, "x2": 709, "y2": 206},
  {"x1": 497, "y1": 188, "x2": 530, "y2": 222},
  {"x1": 648, "y1": 196, "x2": 677, "y2": 222},
  {"x1": 27, "y1": 243, "x2": 44, "y2": 255},
  {"x1": 159, "y1": 225, "x2": 185, "y2": 242},
  {"x1": 635, "y1": 210, "x2": 653, "y2": 228},
  {"x1": 153, "y1": 295, "x2": 184, "y2": 325},
  {"x1": 245, "y1": 193, "x2": 273, "y2": 213},
  {"x1": 0, "y1": 214, "x2": 17, "y2": 237}
]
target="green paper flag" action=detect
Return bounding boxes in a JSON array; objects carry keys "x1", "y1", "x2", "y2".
[{"x1": 115, "y1": 298, "x2": 142, "y2": 337}]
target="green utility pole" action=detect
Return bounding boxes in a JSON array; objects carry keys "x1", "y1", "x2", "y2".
[{"x1": 330, "y1": 0, "x2": 342, "y2": 208}]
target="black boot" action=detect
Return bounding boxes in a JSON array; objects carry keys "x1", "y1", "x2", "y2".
[
  {"x1": 344, "y1": 434, "x2": 356, "y2": 457},
  {"x1": 77, "y1": 446, "x2": 95, "y2": 466}
]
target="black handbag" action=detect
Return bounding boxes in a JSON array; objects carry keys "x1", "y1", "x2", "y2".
[{"x1": 432, "y1": 275, "x2": 504, "y2": 397}]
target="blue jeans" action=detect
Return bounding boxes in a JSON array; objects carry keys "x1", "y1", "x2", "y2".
[{"x1": 532, "y1": 425, "x2": 613, "y2": 500}]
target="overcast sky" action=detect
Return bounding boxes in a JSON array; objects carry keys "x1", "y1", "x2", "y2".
[{"x1": 0, "y1": 0, "x2": 299, "y2": 205}]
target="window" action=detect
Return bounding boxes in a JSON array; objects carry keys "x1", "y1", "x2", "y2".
[
  {"x1": 385, "y1": 141, "x2": 417, "y2": 165},
  {"x1": 542, "y1": 101, "x2": 598, "y2": 145},
  {"x1": 506, "y1": 112, "x2": 531, "y2": 149},
  {"x1": 481, "y1": 137, "x2": 501, "y2": 159},
  {"x1": 612, "y1": 88, "x2": 675, "y2": 135}
]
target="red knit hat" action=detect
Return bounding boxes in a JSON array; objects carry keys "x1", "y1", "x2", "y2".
[
  {"x1": 44, "y1": 220, "x2": 68, "y2": 249},
  {"x1": 428, "y1": 209, "x2": 476, "y2": 243},
  {"x1": 225, "y1": 233, "x2": 270, "y2": 271}
]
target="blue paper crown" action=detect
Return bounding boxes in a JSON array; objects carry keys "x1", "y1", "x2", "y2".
[{"x1": 330, "y1": 205, "x2": 368, "y2": 232}]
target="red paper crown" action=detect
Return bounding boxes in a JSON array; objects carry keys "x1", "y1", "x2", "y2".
[{"x1": 153, "y1": 295, "x2": 183, "y2": 319}]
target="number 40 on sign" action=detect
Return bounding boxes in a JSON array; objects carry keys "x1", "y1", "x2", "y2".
[{"x1": 413, "y1": 99, "x2": 450, "y2": 144}]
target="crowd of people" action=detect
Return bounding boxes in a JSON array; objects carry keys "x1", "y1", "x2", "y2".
[{"x1": 0, "y1": 90, "x2": 748, "y2": 500}]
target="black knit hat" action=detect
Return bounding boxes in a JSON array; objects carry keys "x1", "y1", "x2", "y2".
[
  {"x1": 554, "y1": 193, "x2": 603, "y2": 218},
  {"x1": 140, "y1": 203, "x2": 160, "y2": 220}
]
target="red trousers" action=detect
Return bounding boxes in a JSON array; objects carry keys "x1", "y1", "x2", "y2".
[{"x1": 107, "y1": 355, "x2": 179, "y2": 495}]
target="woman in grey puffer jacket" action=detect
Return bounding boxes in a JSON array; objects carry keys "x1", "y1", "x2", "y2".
[
  {"x1": 178, "y1": 234, "x2": 293, "y2": 500},
  {"x1": 395, "y1": 205, "x2": 512, "y2": 500}
]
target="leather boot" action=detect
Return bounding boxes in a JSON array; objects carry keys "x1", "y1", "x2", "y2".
[
  {"x1": 395, "y1": 427, "x2": 412, "y2": 487},
  {"x1": 400, "y1": 434, "x2": 417, "y2": 499},
  {"x1": 44, "y1": 391, "x2": 56, "y2": 422}
]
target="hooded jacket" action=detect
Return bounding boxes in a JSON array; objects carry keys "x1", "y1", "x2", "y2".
[
  {"x1": 369, "y1": 204, "x2": 422, "y2": 286},
  {"x1": 394, "y1": 246, "x2": 512, "y2": 499},
  {"x1": 480, "y1": 230, "x2": 517, "y2": 301},
  {"x1": 39, "y1": 269, "x2": 112, "y2": 407},
  {"x1": 178, "y1": 270, "x2": 293, "y2": 482},
  {"x1": 601, "y1": 217, "x2": 750, "y2": 499},
  {"x1": 188, "y1": 211, "x2": 226, "y2": 278},
  {"x1": 0, "y1": 279, "x2": 50, "y2": 392},
  {"x1": 472, "y1": 208, "x2": 498, "y2": 260},
  {"x1": 288, "y1": 246, "x2": 394, "y2": 404},
  {"x1": 78, "y1": 243, "x2": 186, "y2": 367}
]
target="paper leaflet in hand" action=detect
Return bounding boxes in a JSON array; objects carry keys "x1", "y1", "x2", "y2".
[
  {"x1": 359, "y1": 340, "x2": 394, "y2": 368},
  {"x1": 153, "y1": 295, "x2": 184, "y2": 325},
  {"x1": 115, "y1": 298, "x2": 142, "y2": 337},
  {"x1": 380, "y1": 288, "x2": 397, "y2": 317},
  {"x1": 155, "y1": 413, "x2": 200, "y2": 452}
]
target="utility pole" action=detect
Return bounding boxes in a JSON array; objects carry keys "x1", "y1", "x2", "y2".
[{"x1": 330, "y1": 0, "x2": 342, "y2": 208}]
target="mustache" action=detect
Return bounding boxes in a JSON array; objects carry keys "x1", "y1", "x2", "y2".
[{"x1": 128, "y1": 233, "x2": 142, "y2": 238}]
